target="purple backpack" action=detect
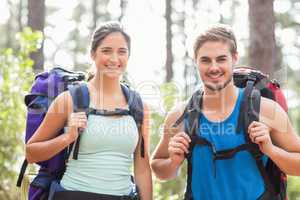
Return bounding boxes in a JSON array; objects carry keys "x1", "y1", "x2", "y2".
[{"x1": 16, "y1": 67, "x2": 85, "y2": 200}]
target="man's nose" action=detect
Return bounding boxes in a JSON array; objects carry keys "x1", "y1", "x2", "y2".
[{"x1": 210, "y1": 60, "x2": 219, "y2": 69}]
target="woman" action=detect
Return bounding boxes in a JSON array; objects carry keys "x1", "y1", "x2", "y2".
[{"x1": 26, "y1": 21, "x2": 152, "y2": 200}]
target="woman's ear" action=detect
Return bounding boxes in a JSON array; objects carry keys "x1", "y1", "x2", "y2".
[{"x1": 90, "y1": 51, "x2": 95, "y2": 61}]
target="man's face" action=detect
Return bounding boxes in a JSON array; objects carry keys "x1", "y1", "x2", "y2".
[{"x1": 195, "y1": 41, "x2": 238, "y2": 92}]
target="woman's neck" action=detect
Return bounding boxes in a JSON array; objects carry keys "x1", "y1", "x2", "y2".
[{"x1": 89, "y1": 73, "x2": 121, "y2": 95}]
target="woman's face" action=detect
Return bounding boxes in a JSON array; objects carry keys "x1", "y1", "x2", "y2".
[{"x1": 91, "y1": 32, "x2": 129, "y2": 79}]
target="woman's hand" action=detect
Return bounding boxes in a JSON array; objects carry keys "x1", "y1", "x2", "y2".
[{"x1": 67, "y1": 112, "x2": 87, "y2": 142}]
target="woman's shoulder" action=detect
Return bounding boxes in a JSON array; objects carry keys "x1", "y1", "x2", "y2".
[{"x1": 49, "y1": 91, "x2": 73, "y2": 115}]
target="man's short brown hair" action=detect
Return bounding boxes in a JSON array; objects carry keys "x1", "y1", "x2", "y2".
[{"x1": 193, "y1": 24, "x2": 237, "y2": 59}]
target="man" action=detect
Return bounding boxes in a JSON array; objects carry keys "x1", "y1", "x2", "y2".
[{"x1": 151, "y1": 25, "x2": 300, "y2": 200}]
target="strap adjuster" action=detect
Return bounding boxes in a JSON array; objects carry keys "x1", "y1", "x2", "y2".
[
  {"x1": 250, "y1": 146, "x2": 262, "y2": 159},
  {"x1": 248, "y1": 72, "x2": 258, "y2": 82}
]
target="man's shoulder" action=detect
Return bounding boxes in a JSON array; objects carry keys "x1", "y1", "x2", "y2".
[
  {"x1": 167, "y1": 101, "x2": 187, "y2": 120},
  {"x1": 259, "y1": 96, "x2": 288, "y2": 128},
  {"x1": 260, "y1": 96, "x2": 281, "y2": 114},
  {"x1": 164, "y1": 101, "x2": 188, "y2": 133}
]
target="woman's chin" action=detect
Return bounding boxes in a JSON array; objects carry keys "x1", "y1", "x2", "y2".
[{"x1": 103, "y1": 71, "x2": 123, "y2": 79}]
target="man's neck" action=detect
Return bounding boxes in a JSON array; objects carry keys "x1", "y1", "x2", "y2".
[{"x1": 202, "y1": 83, "x2": 239, "y2": 112}]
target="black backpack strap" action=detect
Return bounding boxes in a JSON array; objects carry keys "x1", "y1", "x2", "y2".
[
  {"x1": 236, "y1": 72, "x2": 257, "y2": 133},
  {"x1": 178, "y1": 90, "x2": 203, "y2": 200},
  {"x1": 68, "y1": 82, "x2": 90, "y2": 160},
  {"x1": 16, "y1": 159, "x2": 28, "y2": 187},
  {"x1": 242, "y1": 81, "x2": 276, "y2": 196},
  {"x1": 88, "y1": 108, "x2": 130, "y2": 116},
  {"x1": 121, "y1": 84, "x2": 145, "y2": 158},
  {"x1": 173, "y1": 89, "x2": 203, "y2": 135},
  {"x1": 172, "y1": 106, "x2": 188, "y2": 129}
]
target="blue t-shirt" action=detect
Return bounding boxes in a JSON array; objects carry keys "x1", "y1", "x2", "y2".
[{"x1": 191, "y1": 89, "x2": 267, "y2": 200}]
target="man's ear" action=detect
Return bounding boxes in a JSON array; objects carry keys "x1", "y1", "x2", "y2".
[{"x1": 232, "y1": 52, "x2": 238, "y2": 64}]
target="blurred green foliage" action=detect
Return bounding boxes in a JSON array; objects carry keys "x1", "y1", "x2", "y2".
[
  {"x1": 0, "y1": 27, "x2": 42, "y2": 200},
  {"x1": 151, "y1": 82, "x2": 187, "y2": 200}
]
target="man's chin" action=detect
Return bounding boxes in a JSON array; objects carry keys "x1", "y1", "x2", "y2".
[
  {"x1": 204, "y1": 79, "x2": 232, "y2": 92},
  {"x1": 204, "y1": 83, "x2": 226, "y2": 91}
]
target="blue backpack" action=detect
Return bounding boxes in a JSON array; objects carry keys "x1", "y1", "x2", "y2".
[{"x1": 16, "y1": 67, "x2": 145, "y2": 200}]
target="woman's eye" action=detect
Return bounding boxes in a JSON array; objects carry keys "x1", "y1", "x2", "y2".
[
  {"x1": 102, "y1": 50, "x2": 111, "y2": 54},
  {"x1": 119, "y1": 50, "x2": 127, "y2": 55}
]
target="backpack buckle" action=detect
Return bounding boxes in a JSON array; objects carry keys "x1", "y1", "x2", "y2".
[
  {"x1": 187, "y1": 107, "x2": 197, "y2": 113},
  {"x1": 121, "y1": 194, "x2": 139, "y2": 200}
]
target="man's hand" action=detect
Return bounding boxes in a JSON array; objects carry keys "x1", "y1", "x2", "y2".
[
  {"x1": 168, "y1": 132, "x2": 191, "y2": 166},
  {"x1": 248, "y1": 121, "x2": 275, "y2": 156}
]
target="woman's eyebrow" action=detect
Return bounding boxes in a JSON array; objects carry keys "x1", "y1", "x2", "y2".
[
  {"x1": 119, "y1": 47, "x2": 128, "y2": 51},
  {"x1": 100, "y1": 47, "x2": 112, "y2": 50},
  {"x1": 100, "y1": 47, "x2": 128, "y2": 50}
]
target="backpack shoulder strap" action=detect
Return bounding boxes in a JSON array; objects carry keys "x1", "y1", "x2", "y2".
[
  {"x1": 121, "y1": 84, "x2": 145, "y2": 157},
  {"x1": 172, "y1": 89, "x2": 203, "y2": 133},
  {"x1": 68, "y1": 82, "x2": 90, "y2": 113},
  {"x1": 186, "y1": 90, "x2": 203, "y2": 137},
  {"x1": 173, "y1": 89, "x2": 203, "y2": 200},
  {"x1": 236, "y1": 72, "x2": 257, "y2": 133},
  {"x1": 68, "y1": 82, "x2": 90, "y2": 160},
  {"x1": 243, "y1": 84, "x2": 276, "y2": 196},
  {"x1": 16, "y1": 160, "x2": 28, "y2": 187},
  {"x1": 121, "y1": 84, "x2": 144, "y2": 123}
]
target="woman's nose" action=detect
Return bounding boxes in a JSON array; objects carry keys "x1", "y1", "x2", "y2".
[{"x1": 109, "y1": 52, "x2": 119, "y2": 63}]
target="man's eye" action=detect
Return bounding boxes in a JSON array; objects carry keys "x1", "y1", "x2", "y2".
[{"x1": 217, "y1": 58, "x2": 226, "y2": 62}]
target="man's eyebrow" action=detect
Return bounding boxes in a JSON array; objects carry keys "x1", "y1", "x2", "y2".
[
  {"x1": 199, "y1": 56, "x2": 211, "y2": 60},
  {"x1": 216, "y1": 55, "x2": 228, "y2": 59}
]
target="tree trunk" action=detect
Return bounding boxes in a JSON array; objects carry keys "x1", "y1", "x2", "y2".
[
  {"x1": 72, "y1": 3, "x2": 86, "y2": 69},
  {"x1": 5, "y1": 0, "x2": 14, "y2": 48},
  {"x1": 119, "y1": 0, "x2": 128, "y2": 21},
  {"x1": 179, "y1": 0, "x2": 190, "y2": 98},
  {"x1": 91, "y1": 0, "x2": 111, "y2": 32},
  {"x1": 28, "y1": 0, "x2": 45, "y2": 73},
  {"x1": 165, "y1": 0, "x2": 173, "y2": 82},
  {"x1": 18, "y1": 0, "x2": 24, "y2": 32},
  {"x1": 92, "y1": 0, "x2": 98, "y2": 31},
  {"x1": 219, "y1": 0, "x2": 225, "y2": 23},
  {"x1": 248, "y1": 0, "x2": 276, "y2": 77}
]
